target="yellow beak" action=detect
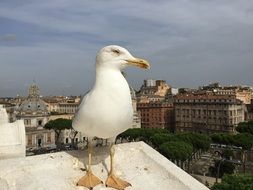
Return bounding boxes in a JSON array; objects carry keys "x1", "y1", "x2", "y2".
[{"x1": 125, "y1": 57, "x2": 150, "y2": 69}]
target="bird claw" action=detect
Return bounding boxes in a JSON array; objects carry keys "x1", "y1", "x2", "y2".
[
  {"x1": 77, "y1": 170, "x2": 103, "y2": 189},
  {"x1": 105, "y1": 173, "x2": 131, "y2": 190}
]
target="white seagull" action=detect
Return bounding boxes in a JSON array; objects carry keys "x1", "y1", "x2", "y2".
[{"x1": 72, "y1": 45, "x2": 150, "y2": 190}]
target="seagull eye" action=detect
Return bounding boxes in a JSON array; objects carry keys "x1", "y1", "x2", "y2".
[{"x1": 112, "y1": 49, "x2": 120, "y2": 55}]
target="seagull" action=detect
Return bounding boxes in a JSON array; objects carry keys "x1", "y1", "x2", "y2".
[{"x1": 72, "y1": 45, "x2": 150, "y2": 190}]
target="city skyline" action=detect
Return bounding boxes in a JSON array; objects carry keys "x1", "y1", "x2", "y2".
[{"x1": 1, "y1": 0, "x2": 253, "y2": 97}]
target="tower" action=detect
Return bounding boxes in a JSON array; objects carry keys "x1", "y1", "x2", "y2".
[{"x1": 28, "y1": 82, "x2": 40, "y2": 98}]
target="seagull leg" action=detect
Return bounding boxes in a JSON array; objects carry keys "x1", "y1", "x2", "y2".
[
  {"x1": 77, "y1": 142, "x2": 103, "y2": 189},
  {"x1": 106, "y1": 144, "x2": 131, "y2": 190}
]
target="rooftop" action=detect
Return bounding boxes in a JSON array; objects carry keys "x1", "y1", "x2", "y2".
[{"x1": 0, "y1": 142, "x2": 209, "y2": 190}]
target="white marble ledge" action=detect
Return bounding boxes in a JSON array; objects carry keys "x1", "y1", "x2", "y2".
[{"x1": 0, "y1": 142, "x2": 209, "y2": 190}]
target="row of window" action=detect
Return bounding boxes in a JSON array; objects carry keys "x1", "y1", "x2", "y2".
[
  {"x1": 27, "y1": 133, "x2": 52, "y2": 146},
  {"x1": 176, "y1": 99, "x2": 234, "y2": 103},
  {"x1": 142, "y1": 117, "x2": 163, "y2": 122},
  {"x1": 179, "y1": 123, "x2": 229, "y2": 130},
  {"x1": 177, "y1": 116, "x2": 242, "y2": 125},
  {"x1": 59, "y1": 105, "x2": 78, "y2": 108},
  {"x1": 24, "y1": 119, "x2": 43, "y2": 126},
  {"x1": 65, "y1": 137, "x2": 86, "y2": 144},
  {"x1": 176, "y1": 109, "x2": 243, "y2": 116}
]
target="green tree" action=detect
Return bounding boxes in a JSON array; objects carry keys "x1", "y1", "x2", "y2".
[
  {"x1": 44, "y1": 118, "x2": 72, "y2": 146},
  {"x1": 117, "y1": 128, "x2": 143, "y2": 142},
  {"x1": 150, "y1": 132, "x2": 210, "y2": 153},
  {"x1": 150, "y1": 133, "x2": 178, "y2": 148},
  {"x1": 233, "y1": 133, "x2": 253, "y2": 173},
  {"x1": 159, "y1": 141, "x2": 193, "y2": 162},
  {"x1": 211, "y1": 132, "x2": 253, "y2": 174},
  {"x1": 210, "y1": 132, "x2": 253, "y2": 150},
  {"x1": 233, "y1": 133, "x2": 253, "y2": 151},
  {"x1": 117, "y1": 128, "x2": 169, "y2": 143},
  {"x1": 176, "y1": 133, "x2": 211, "y2": 152},
  {"x1": 211, "y1": 174, "x2": 253, "y2": 190},
  {"x1": 140, "y1": 128, "x2": 169, "y2": 142},
  {"x1": 211, "y1": 133, "x2": 235, "y2": 145},
  {"x1": 236, "y1": 121, "x2": 253, "y2": 135},
  {"x1": 209, "y1": 160, "x2": 235, "y2": 179}
]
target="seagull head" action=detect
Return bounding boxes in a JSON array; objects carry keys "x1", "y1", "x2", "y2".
[{"x1": 96, "y1": 45, "x2": 150, "y2": 71}]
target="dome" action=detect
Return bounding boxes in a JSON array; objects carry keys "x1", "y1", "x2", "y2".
[
  {"x1": 18, "y1": 98, "x2": 48, "y2": 114},
  {"x1": 16, "y1": 82, "x2": 49, "y2": 116}
]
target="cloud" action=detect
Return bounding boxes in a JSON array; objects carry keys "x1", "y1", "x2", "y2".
[
  {"x1": 0, "y1": 0, "x2": 252, "y2": 96},
  {"x1": 0, "y1": 34, "x2": 16, "y2": 41}
]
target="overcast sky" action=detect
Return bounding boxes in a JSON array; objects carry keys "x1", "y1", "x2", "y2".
[{"x1": 0, "y1": 0, "x2": 252, "y2": 97}]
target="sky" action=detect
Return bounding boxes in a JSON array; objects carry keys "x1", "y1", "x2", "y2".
[{"x1": 0, "y1": 0, "x2": 252, "y2": 97}]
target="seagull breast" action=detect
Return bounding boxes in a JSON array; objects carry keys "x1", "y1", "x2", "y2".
[{"x1": 72, "y1": 45, "x2": 150, "y2": 139}]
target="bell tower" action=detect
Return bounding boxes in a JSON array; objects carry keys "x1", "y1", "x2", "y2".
[{"x1": 28, "y1": 81, "x2": 40, "y2": 98}]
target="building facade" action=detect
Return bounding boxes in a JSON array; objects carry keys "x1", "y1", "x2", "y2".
[
  {"x1": 43, "y1": 96, "x2": 81, "y2": 114},
  {"x1": 245, "y1": 100, "x2": 253, "y2": 121},
  {"x1": 130, "y1": 86, "x2": 141, "y2": 129},
  {"x1": 200, "y1": 83, "x2": 252, "y2": 104},
  {"x1": 136, "y1": 79, "x2": 174, "y2": 130},
  {"x1": 137, "y1": 101, "x2": 175, "y2": 130},
  {"x1": 137, "y1": 79, "x2": 171, "y2": 103},
  {"x1": 175, "y1": 94, "x2": 245, "y2": 134},
  {"x1": 58, "y1": 102, "x2": 79, "y2": 114},
  {"x1": 15, "y1": 83, "x2": 55, "y2": 150}
]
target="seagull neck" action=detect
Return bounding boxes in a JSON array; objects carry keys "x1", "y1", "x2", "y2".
[{"x1": 94, "y1": 67, "x2": 127, "y2": 89}]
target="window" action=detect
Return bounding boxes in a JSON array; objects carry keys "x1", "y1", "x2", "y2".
[
  {"x1": 37, "y1": 138, "x2": 42, "y2": 147},
  {"x1": 38, "y1": 120, "x2": 42, "y2": 126},
  {"x1": 24, "y1": 119, "x2": 31, "y2": 125},
  {"x1": 28, "y1": 135, "x2": 32, "y2": 145},
  {"x1": 47, "y1": 133, "x2": 51, "y2": 143}
]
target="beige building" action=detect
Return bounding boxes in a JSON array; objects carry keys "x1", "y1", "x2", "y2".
[
  {"x1": 44, "y1": 100, "x2": 59, "y2": 113},
  {"x1": 136, "y1": 79, "x2": 174, "y2": 130},
  {"x1": 130, "y1": 86, "x2": 141, "y2": 128},
  {"x1": 15, "y1": 83, "x2": 55, "y2": 150},
  {"x1": 200, "y1": 83, "x2": 252, "y2": 104},
  {"x1": 137, "y1": 79, "x2": 171, "y2": 103},
  {"x1": 43, "y1": 96, "x2": 81, "y2": 114},
  {"x1": 234, "y1": 88, "x2": 252, "y2": 105},
  {"x1": 245, "y1": 100, "x2": 253, "y2": 121},
  {"x1": 58, "y1": 102, "x2": 79, "y2": 114},
  {"x1": 59, "y1": 129, "x2": 86, "y2": 146},
  {"x1": 49, "y1": 113, "x2": 74, "y2": 121},
  {"x1": 175, "y1": 94, "x2": 245, "y2": 134}
]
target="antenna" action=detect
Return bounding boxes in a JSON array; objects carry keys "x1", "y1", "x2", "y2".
[{"x1": 33, "y1": 77, "x2": 36, "y2": 84}]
